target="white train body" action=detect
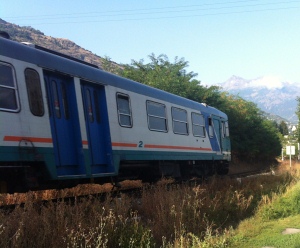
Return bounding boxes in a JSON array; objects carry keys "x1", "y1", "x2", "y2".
[{"x1": 0, "y1": 36, "x2": 231, "y2": 192}]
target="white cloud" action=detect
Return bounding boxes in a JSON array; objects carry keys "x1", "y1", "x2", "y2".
[{"x1": 250, "y1": 76, "x2": 283, "y2": 89}]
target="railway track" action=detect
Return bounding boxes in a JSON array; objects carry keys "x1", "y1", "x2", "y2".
[
  {"x1": 228, "y1": 168, "x2": 272, "y2": 179},
  {"x1": 0, "y1": 169, "x2": 273, "y2": 211},
  {"x1": 0, "y1": 181, "x2": 145, "y2": 212}
]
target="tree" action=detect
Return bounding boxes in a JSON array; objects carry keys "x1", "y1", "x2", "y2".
[
  {"x1": 121, "y1": 53, "x2": 203, "y2": 98},
  {"x1": 278, "y1": 121, "x2": 288, "y2": 135},
  {"x1": 121, "y1": 53, "x2": 224, "y2": 108},
  {"x1": 216, "y1": 94, "x2": 281, "y2": 161},
  {"x1": 296, "y1": 96, "x2": 300, "y2": 143},
  {"x1": 101, "y1": 56, "x2": 123, "y2": 75}
]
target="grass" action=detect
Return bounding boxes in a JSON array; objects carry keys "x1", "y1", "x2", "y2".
[
  {"x1": 230, "y1": 215, "x2": 300, "y2": 248},
  {"x1": 0, "y1": 160, "x2": 299, "y2": 247},
  {"x1": 226, "y1": 160, "x2": 300, "y2": 248}
]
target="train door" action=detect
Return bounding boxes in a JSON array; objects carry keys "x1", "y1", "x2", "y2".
[
  {"x1": 81, "y1": 81, "x2": 114, "y2": 174},
  {"x1": 220, "y1": 120, "x2": 231, "y2": 153},
  {"x1": 44, "y1": 71, "x2": 85, "y2": 177},
  {"x1": 208, "y1": 116, "x2": 222, "y2": 153},
  {"x1": 213, "y1": 118, "x2": 223, "y2": 152}
]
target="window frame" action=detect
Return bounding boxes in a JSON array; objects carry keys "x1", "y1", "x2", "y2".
[
  {"x1": 51, "y1": 80, "x2": 61, "y2": 119},
  {"x1": 171, "y1": 107, "x2": 188, "y2": 135},
  {"x1": 223, "y1": 121, "x2": 230, "y2": 137},
  {"x1": 191, "y1": 112, "x2": 206, "y2": 137},
  {"x1": 146, "y1": 100, "x2": 168, "y2": 132},
  {"x1": 208, "y1": 117, "x2": 214, "y2": 137},
  {"x1": 0, "y1": 61, "x2": 20, "y2": 112},
  {"x1": 25, "y1": 68, "x2": 44, "y2": 117},
  {"x1": 116, "y1": 92, "x2": 132, "y2": 128},
  {"x1": 93, "y1": 89, "x2": 101, "y2": 123},
  {"x1": 85, "y1": 88, "x2": 94, "y2": 123}
]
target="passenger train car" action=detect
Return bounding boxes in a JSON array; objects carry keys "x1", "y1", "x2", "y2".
[{"x1": 0, "y1": 34, "x2": 231, "y2": 193}]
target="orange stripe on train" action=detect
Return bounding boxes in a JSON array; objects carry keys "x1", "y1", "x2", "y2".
[
  {"x1": 111, "y1": 142, "x2": 137, "y2": 148},
  {"x1": 112, "y1": 142, "x2": 212, "y2": 151},
  {"x1": 4, "y1": 136, "x2": 53, "y2": 143},
  {"x1": 144, "y1": 144, "x2": 212, "y2": 151},
  {"x1": 3, "y1": 136, "x2": 88, "y2": 145}
]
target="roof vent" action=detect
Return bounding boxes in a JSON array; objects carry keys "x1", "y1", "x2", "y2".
[{"x1": 21, "y1": 42, "x2": 35, "y2": 47}]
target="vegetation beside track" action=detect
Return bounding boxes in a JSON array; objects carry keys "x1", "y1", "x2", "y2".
[
  {"x1": 0, "y1": 160, "x2": 299, "y2": 247},
  {"x1": 227, "y1": 161, "x2": 300, "y2": 248}
]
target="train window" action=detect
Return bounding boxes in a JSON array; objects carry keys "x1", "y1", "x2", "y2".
[
  {"x1": 221, "y1": 122, "x2": 225, "y2": 138},
  {"x1": 116, "y1": 93, "x2": 132, "y2": 127},
  {"x1": 147, "y1": 101, "x2": 167, "y2": 132},
  {"x1": 44, "y1": 77, "x2": 51, "y2": 117},
  {"x1": 191, "y1": 113, "x2": 205, "y2": 137},
  {"x1": 51, "y1": 80, "x2": 61, "y2": 118},
  {"x1": 208, "y1": 117, "x2": 214, "y2": 137},
  {"x1": 93, "y1": 90, "x2": 101, "y2": 123},
  {"x1": 61, "y1": 83, "x2": 69, "y2": 120},
  {"x1": 25, "y1": 68, "x2": 44, "y2": 116},
  {"x1": 85, "y1": 89, "x2": 94, "y2": 123},
  {"x1": 224, "y1": 121, "x2": 229, "y2": 137},
  {"x1": 172, "y1": 107, "x2": 188, "y2": 135},
  {"x1": 0, "y1": 62, "x2": 19, "y2": 112}
]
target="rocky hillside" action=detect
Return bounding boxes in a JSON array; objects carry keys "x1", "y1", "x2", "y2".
[{"x1": 0, "y1": 18, "x2": 120, "y2": 71}]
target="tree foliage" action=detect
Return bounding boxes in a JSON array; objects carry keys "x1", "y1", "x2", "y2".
[
  {"x1": 121, "y1": 54, "x2": 223, "y2": 107},
  {"x1": 101, "y1": 56, "x2": 123, "y2": 75},
  {"x1": 214, "y1": 93, "x2": 281, "y2": 161},
  {"x1": 296, "y1": 97, "x2": 300, "y2": 122},
  {"x1": 121, "y1": 53, "x2": 282, "y2": 162},
  {"x1": 121, "y1": 54, "x2": 200, "y2": 97},
  {"x1": 296, "y1": 96, "x2": 300, "y2": 143},
  {"x1": 278, "y1": 121, "x2": 288, "y2": 136}
]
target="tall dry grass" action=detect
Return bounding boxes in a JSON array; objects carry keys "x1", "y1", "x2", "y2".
[{"x1": 0, "y1": 161, "x2": 298, "y2": 247}]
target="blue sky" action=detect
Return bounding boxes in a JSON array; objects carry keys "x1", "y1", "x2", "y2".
[{"x1": 2, "y1": 0, "x2": 300, "y2": 86}]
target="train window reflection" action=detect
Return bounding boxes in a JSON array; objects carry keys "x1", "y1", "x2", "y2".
[
  {"x1": 93, "y1": 90, "x2": 101, "y2": 123},
  {"x1": 86, "y1": 89, "x2": 94, "y2": 123},
  {"x1": 116, "y1": 93, "x2": 132, "y2": 127},
  {"x1": 192, "y1": 113, "x2": 205, "y2": 137},
  {"x1": 51, "y1": 80, "x2": 61, "y2": 118},
  {"x1": 0, "y1": 62, "x2": 19, "y2": 111},
  {"x1": 61, "y1": 83, "x2": 69, "y2": 120},
  {"x1": 25, "y1": 68, "x2": 44, "y2": 116},
  {"x1": 224, "y1": 121, "x2": 229, "y2": 137},
  {"x1": 172, "y1": 107, "x2": 188, "y2": 135},
  {"x1": 147, "y1": 101, "x2": 167, "y2": 132},
  {"x1": 208, "y1": 118, "x2": 214, "y2": 137}
]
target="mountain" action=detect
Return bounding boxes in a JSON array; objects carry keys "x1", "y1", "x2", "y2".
[
  {"x1": 0, "y1": 19, "x2": 120, "y2": 71},
  {"x1": 218, "y1": 75, "x2": 300, "y2": 123}
]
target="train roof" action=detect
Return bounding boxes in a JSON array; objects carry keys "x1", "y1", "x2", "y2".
[{"x1": 0, "y1": 37, "x2": 227, "y2": 119}]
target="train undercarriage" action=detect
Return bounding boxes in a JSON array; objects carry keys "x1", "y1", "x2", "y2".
[
  {"x1": 0, "y1": 160, "x2": 229, "y2": 194},
  {"x1": 118, "y1": 160, "x2": 229, "y2": 181}
]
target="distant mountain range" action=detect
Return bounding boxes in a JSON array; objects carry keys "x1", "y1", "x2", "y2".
[{"x1": 218, "y1": 75, "x2": 300, "y2": 123}]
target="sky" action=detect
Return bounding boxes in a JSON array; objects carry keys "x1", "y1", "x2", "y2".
[{"x1": 2, "y1": 0, "x2": 300, "y2": 87}]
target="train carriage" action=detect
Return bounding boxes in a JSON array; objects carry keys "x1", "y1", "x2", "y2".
[{"x1": 0, "y1": 34, "x2": 231, "y2": 193}]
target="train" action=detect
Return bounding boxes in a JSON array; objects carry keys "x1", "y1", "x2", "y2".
[{"x1": 0, "y1": 33, "x2": 231, "y2": 193}]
